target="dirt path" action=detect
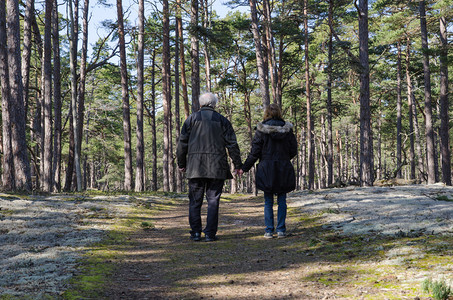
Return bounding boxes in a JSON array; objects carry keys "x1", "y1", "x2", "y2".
[
  {"x1": 105, "y1": 193, "x2": 450, "y2": 300},
  {"x1": 106, "y1": 195, "x2": 330, "y2": 299}
]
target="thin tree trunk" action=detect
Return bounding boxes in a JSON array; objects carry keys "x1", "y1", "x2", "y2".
[
  {"x1": 396, "y1": 41, "x2": 402, "y2": 178},
  {"x1": 177, "y1": 0, "x2": 190, "y2": 119},
  {"x1": 419, "y1": 0, "x2": 436, "y2": 184},
  {"x1": 52, "y1": 0, "x2": 62, "y2": 192},
  {"x1": 405, "y1": 38, "x2": 416, "y2": 180},
  {"x1": 68, "y1": 0, "x2": 81, "y2": 191},
  {"x1": 263, "y1": 0, "x2": 277, "y2": 105},
  {"x1": 135, "y1": 0, "x2": 145, "y2": 192},
  {"x1": 326, "y1": 0, "x2": 334, "y2": 186},
  {"x1": 249, "y1": 0, "x2": 270, "y2": 108},
  {"x1": 162, "y1": 0, "x2": 171, "y2": 192},
  {"x1": 202, "y1": 0, "x2": 211, "y2": 91},
  {"x1": 304, "y1": 0, "x2": 314, "y2": 190},
  {"x1": 0, "y1": 0, "x2": 15, "y2": 190},
  {"x1": 42, "y1": 0, "x2": 54, "y2": 192},
  {"x1": 358, "y1": 0, "x2": 373, "y2": 186},
  {"x1": 191, "y1": 0, "x2": 200, "y2": 112},
  {"x1": 117, "y1": 0, "x2": 133, "y2": 191},
  {"x1": 151, "y1": 49, "x2": 158, "y2": 191},
  {"x1": 76, "y1": 0, "x2": 89, "y2": 190},
  {"x1": 22, "y1": 0, "x2": 35, "y2": 122},
  {"x1": 174, "y1": 8, "x2": 183, "y2": 193},
  {"x1": 439, "y1": 13, "x2": 451, "y2": 185},
  {"x1": 7, "y1": 0, "x2": 32, "y2": 191}
]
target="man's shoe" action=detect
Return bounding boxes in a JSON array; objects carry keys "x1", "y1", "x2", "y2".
[
  {"x1": 264, "y1": 232, "x2": 274, "y2": 239},
  {"x1": 190, "y1": 232, "x2": 201, "y2": 241},
  {"x1": 277, "y1": 232, "x2": 286, "y2": 239},
  {"x1": 205, "y1": 235, "x2": 217, "y2": 242}
]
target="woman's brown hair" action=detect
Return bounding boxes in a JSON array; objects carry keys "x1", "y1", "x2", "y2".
[{"x1": 263, "y1": 103, "x2": 283, "y2": 121}]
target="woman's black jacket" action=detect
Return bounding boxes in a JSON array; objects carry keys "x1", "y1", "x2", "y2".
[{"x1": 242, "y1": 118, "x2": 297, "y2": 194}]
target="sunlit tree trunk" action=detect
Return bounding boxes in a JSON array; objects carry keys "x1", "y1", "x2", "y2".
[
  {"x1": 117, "y1": 0, "x2": 133, "y2": 190},
  {"x1": 42, "y1": 0, "x2": 54, "y2": 192},
  {"x1": 135, "y1": 0, "x2": 145, "y2": 192},
  {"x1": 249, "y1": 0, "x2": 270, "y2": 108},
  {"x1": 52, "y1": 0, "x2": 62, "y2": 192},
  {"x1": 162, "y1": 0, "x2": 171, "y2": 191},
  {"x1": 263, "y1": 0, "x2": 277, "y2": 105},
  {"x1": 326, "y1": 0, "x2": 334, "y2": 186},
  {"x1": 174, "y1": 8, "x2": 183, "y2": 192},
  {"x1": 439, "y1": 13, "x2": 451, "y2": 185},
  {"x1": 304, "y1": 0, "x2": 314, "y2": 190},
  {"x1": 396, "y1": 41, "x2": 402, "y2": 178},
  {"x1": 358, "y1": 0, "x2": 373, "y2": 186},
  {"x1": 177, "y1": 0, "x2": 190, "y2": 119},
  {"x1": 405, "y1": 38, "x2": 416, "y2": 180},
  {"x1": 419, "y1": 0, "x2": 436, "y2": 184},
  {"x1": 22, "y1": 0, "x2": 34, "y2": 121}
]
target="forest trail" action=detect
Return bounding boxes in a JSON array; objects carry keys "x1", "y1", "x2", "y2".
[
  {"x1": 104, "y1": 189, "x2": 453, "y2": 300},
  {"x1": 106, "y1": 194, "x2": 333, "y2": 299}
]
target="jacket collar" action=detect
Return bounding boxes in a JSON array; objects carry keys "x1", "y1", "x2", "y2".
[{"x1": 257, "y1": 121, "x2": 293, "y2": 134}]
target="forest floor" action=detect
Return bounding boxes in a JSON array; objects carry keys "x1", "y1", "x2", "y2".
[{"x1": 1, "y1": 185, "x2": 453, "y2": 299}]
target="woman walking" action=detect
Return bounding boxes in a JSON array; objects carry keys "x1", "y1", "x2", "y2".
[{"x1": 241, "y1": 104, "x2": 297, "y2": 238}]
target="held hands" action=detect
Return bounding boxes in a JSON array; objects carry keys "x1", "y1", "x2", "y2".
[
  {"x1": 235, "y1": 169, "x2": 244, "y2": 178},
  {"x1": 179, "y1": 168, "x2": 186, "y2": 173}
]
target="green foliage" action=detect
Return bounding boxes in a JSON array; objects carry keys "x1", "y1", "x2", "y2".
[{"x1": 422, "y1": 278, "x2": 452, "y2": 300}]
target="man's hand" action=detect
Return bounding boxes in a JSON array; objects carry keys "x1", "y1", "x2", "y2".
[
  {"x1": 235, "y1": 169, "x2": 243, "y2": 177},
  {"x1": 179, "y1": 168, "x2": 186, "y2": 173}
]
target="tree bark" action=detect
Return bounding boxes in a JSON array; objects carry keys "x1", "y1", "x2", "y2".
[
  {"x1": 7, "y1": 0, "x2": 32, "y2": 191},
  {"x1": 174, "y1": 7, "x2": 183, "y2": 193},
  {"x1": 358, "y1": 0, "x2": 373, "y2": 186},
  {"x1": 22, "y1": 0, "x2": 35, "y2": 122},
  {"x1": 419, "y1": 0, "x2": 436, "y2": 184},
  {"x1": 177, "y1": 0, "x2": 190, "y2": 120},
  {"x1": 326, "y1": 0, "x2": 334, "y2": 186},
  {"x1": 191, "y1": 0, "x2": 200, "y2": 112},
  {"x1": 249, "y1": 0, "x2": 270, "y2": 108},
  {"x1": 202, "y1": 0, "x2": 211, "y2": 92},
  {"x1": 162, "y1": 0, "x2": 171, "y2": 192},
  {"x1": 396, "y1": 41, "x2": 402, "y2": 178},
  {"x1": 405, "y1": 38, "x2": 416, "y2": 180},
  {"x1": 263, "y1": 0, "x2": 278, "y2": 105},
  {"x1": 135, "y1": 0, "x2": 145, "y2": 192},
  {"x1": 42, "y1": 0, "x2": 54, "y2": 192},
  {"x1": 151, "y1": 49, "x2": 158, "y2": 191},
  {"x1": 0, "y1": 0, "x2": 15, "y2": 190},
  {"x1": 52, "y1": 0, "x2": 62, "y2": 192},
  {"x1": 117, "y1": 0, "x2": 133, "y2": 190},
  {"x1": 304, "y1": 0, "x2": 314, "y2": 190},
  {"x1": 439, "y1": 13, "x2": 451, "y2": 185}
]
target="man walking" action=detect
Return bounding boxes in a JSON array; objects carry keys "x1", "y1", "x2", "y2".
[{"x1": 177, "y1": 93, "x2": 242, "y2": 242}]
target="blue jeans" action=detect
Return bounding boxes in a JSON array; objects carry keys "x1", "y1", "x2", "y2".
[{"x1": 264, "y1": 192, "x2": 287, "y2": 233}]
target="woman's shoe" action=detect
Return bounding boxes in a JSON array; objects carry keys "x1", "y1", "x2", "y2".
[
  {"x1": 277, "y1": 232, "x2": 286, "y2": 238},
  {"x1": 264, "y1": 232, "x2": 274, "y2": 239}
]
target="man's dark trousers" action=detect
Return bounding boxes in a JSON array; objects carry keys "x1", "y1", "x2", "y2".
[{"x1": 188, "y1": 178, "x2": 224, "y2": 237}]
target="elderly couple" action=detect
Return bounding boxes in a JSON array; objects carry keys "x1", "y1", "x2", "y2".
[{"x1": 176, "y1": 93, "x2": 297, "y2": 242}]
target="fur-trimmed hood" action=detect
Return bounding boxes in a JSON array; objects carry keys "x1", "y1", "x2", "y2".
[{"x1": 256, "y1": 120, "x2": 294, "y2": 140}]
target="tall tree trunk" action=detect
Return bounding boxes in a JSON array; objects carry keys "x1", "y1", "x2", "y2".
[
  {"x1": 68, "y1": 0, "x2": 81, "y2": 191},
  {"x1": 249, "y1": 0, "x2": 270, "y2": 108},
  {"x1": 151, "y1": 50, "x2": 158, "y2": 191},
  {"x1": 326, "y1": 0, "x2": 334, "y2": 186},
  {"x1": 22, "y1": 0, "x2": 34, "y2": 122},
  {"x1": 42, "y1": 0, "x2": 54, "y2": 192},
  {"x1": 304, "y1": 0, "x2": 314, "y2": 190},
  {"x1": 263, "y1": 0, "x2": 277, "y2": 105},
  {"x1": 405, "y1": 38, "x2": 416, "y2": 180},
  {"x1": 177, "y1": 0, "x2": 190, "y2": 119},
  {"x1": 190, "y1": 0, "x2": 200, "y2": 112},
  {"x1": 174, "y1": 8, "x2": 183, "y2": 193},
  {"x1": 201, "y1": 0, "x2": 211, "y2": 92},
  {"x1": 52, "y1": 0, "x2": 62, "y2": 192},
  {"x1": 135, "y1": 0, "x2": 145, "y2": 192},
  {"x1": 439, "y1": 13, "x2": 451, "y2": 185},
  {"x1": 117, "y1": 0, "x2": 133, "y2": 190},
  {"x1": 7, "y1": 0, "x2": 32, "y2": 191},
  {"x1": 0, "y1": 0, "x2": 15, "y2": 190},
  {"x1": 419, "y1": 0, "x2": 436, "y2": 184},
  {"x1": 396, "y1": 41, "x2": 402, "y2": 178},
  {"x1": 162, "y1": 0, "x2": 171, "y2": 192},
  {"x1": 76, "y1": 0, "x2": 89, "y2": 190},
  {"x1": 358, "y1": 0, "x2": 373, "y2": 186}
]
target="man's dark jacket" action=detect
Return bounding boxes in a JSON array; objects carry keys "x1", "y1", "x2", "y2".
[
  {"x1": 177, "y1": 106, "x2": 242, "y2": 180},
  {"x1": 242, "y1": 118, "x2": 297, "y2": 193}
]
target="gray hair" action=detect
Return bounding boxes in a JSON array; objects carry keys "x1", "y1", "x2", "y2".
[{"x1": 199, "y1": 92, "x2": 218, "y2": 108}]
